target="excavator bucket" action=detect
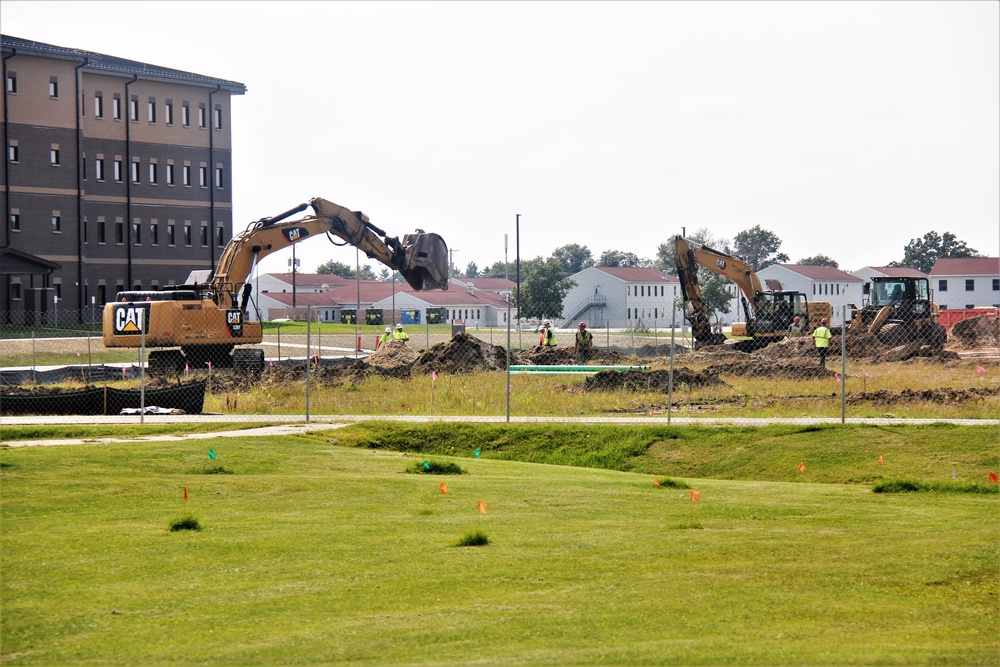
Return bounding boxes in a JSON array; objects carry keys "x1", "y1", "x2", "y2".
[{"x1": 400, "y1": 232, "x2": 449, "y2": 291}]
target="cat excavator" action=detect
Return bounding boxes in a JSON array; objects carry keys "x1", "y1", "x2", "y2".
[
  {"x1": 674, "y1": 236, "x2": 831, "y2": 349},
  {"x1": 103, "y1": 197, "x2": 449, "y2": 374}
]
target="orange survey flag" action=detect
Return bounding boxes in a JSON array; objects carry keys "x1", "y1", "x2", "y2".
[
  {"x1": 878, "y1": 454, "x2": 884, "y2": 465},
  {"x1": 477, "y1": 500, "x2": 488, "y2": 514},
  {"x1": 690, "y1": 490, "x2": 701, "y2": 502},
  {"x1": 797, "y1": 462, "x2": 806, "y2": 472},
  {"x1": 439, "y1": 482, "x2": 448, "y2": 494},
  {"x1": 989, "y1": 472, "x2": 998, "y2": 484},
  {"x1": 654, "y1": 476, "x2": 661, "y2": 487}
]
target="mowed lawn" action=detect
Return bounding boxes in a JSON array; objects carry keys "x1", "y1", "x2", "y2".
[{"x1": 1, "y1": 425, "x2": 997, "y2": 665}]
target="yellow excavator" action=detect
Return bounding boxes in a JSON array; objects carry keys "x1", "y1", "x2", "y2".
[
  {"x1": 674, "y1": 236, "x2": 831, "y2": 349},
  {"x1": 103, "y1": 197, "x2": 449, "y2": 373}
]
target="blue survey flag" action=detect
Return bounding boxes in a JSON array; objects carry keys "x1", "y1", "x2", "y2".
[
  {"x1": 474, "y1": 449, "x2": 481, "y2": 458},
  {"x1": 209, "y1": 449, "x2": 217, "y2": 460},
  {"x1": 423, "y1": 461, "x2": 430, "y2": 470}
]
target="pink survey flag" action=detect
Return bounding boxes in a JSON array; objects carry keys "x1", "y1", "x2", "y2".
[
  {"x1": 835, "y1": 373, "x2": 841, "y2": 382},
  {"x1": 977, "y1": 365, "x2": 986, "y2": 373},
  {"x1": 432, "y1": 371, "x2": 437, "y2": 381},
  {"x1": 862, "y1": 369, "x2": 869, "y2": 377}
]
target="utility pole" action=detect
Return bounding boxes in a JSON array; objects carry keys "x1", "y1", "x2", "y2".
[
  {"x1": 504, "y1": 234, "x2": 509, "y2": 280},
  {"x1": 449, "y1": 248, "x2": 459, "y2": 277}
]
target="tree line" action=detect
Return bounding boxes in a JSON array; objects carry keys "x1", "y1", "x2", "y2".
[{"x1": 314, "y1": 228, "x2": 981, "y2": 320}]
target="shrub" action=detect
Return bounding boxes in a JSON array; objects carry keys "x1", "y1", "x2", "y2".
[
  {"x1": 169, "y1": 515, "x2": 202, "y2": 532},
  {"x1": 873, "y1": 479, "x2": 998, "y2": 494},
  {"x1": 455, "y1": 530, "x2": 489, "y2": 547},
  {"x1": 407, "y1": 460, "x2": 465, "y2": 475}
]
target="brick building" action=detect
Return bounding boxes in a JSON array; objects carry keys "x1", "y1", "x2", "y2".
[{"x1": 1, "y1": 35, "x2": 245, "y2": 324}]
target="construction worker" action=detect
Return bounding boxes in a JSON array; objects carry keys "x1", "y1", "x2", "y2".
[
  {"x1": 380, "y1": 327, "x2": 393, "y2": 346},
  {"x1": 575, "y1": 321, "x2": 594, "y2": 363},
  {"x1": 812, "y1": 317, "x2": 832, "y2": 366},
  {"x1": 393, "y1": 322, "x2": 409, "y2": 342},
  {"x1": 540, "y1": 320, "x2": 556, "y2": 347},
  {"x1": 788, "y1": 316, "x2": 804, "y2": 337}
]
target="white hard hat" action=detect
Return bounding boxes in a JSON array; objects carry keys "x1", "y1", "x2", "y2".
[
  {"x1": 396, "y1": 323, "x2": 403, "y2": 329},
  {"x1": 385, "y1": 327, "x2": 391, "y2": 333}
]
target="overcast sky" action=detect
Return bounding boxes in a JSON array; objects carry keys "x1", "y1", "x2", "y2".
[{"x1": 4, "y1": 1, "x2": 998, "y2": 278}]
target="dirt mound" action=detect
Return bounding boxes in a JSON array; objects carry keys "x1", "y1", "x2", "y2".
[
  {"x1": 706, "y1": 359, "x2": 834, "y2": 380},
  {"x1": 951, "y1": 316, "x2": 1000, "y2": 349},
  {"x1": 847, "y1": 387, "x2": 998, "y2": 405},
  {"x1": 512, "y1": 346, "x2": 636, "y2": 366},
  {"x1": 583, "y1": 368, "x2": 726, "y2": 393},
  {"x1": 412, "y1": 333, "x2": 508, "y2": 375}
]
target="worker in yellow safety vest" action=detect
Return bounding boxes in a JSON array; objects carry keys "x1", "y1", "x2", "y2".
[
  {"x1": 393, "y1": 323, "x2": 409, "y2": 342},
  {"x1": 812, "y1": 317, "x2": 832, "y2": 366},
  {"x1": 380, "y1": 327, "x2": 393, "y2": 346}
]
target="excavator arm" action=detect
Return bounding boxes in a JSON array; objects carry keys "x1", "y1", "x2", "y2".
[
  {"x1": 209, "y1": 197, "x2": 449, "y2": 310},
  {"x1": 674, "y1": 236, "x2": 765, "y2": 346}
]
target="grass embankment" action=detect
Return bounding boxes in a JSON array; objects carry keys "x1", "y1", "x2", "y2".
[
  {"x1": 1, "y1": 423, "x2": 997, "y2": 664},
  {"x1": 0, "y1": 422, "x2": 283, "y2": 443}
]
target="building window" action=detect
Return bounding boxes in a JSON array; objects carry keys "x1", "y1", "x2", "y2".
[
  {"x1": 5, "y1": 71, "x2": 15, "y2": 93},
  {"x1": 83, "y1": 219, "x2": 88, "y2": 244},
  {"x1": 115, "y1": 221, "x2": 124, "y2": 245},
  {"x1": 93, "y1": 158, "x2": 104, "y2": 181},
  {"x1": 993, "y1": 279, "x2": 999, "y2": 291},
  {"x1": 11, "y1": 283, "x2": 21, "y2": 300},
  {"x1": 112, "y1": 96, "x2": 122, "y2": 120},
  {"x1": 129, "y1": 97, "x2": 139, "y2": 122},
  {"x1": 182, "y1": 103, "x2": 190, "y2": 127},
  {"x1": 166, "y1": 163, "x2": 174, "y2": 185},
  {"x1": 49, "y1": 77, "x2": 58, "y2": 98},
  {"x1": 132, "y1": 222, "x2": 141, "y2": 245},
  {"x1": 938, "y1": 280, "x2": 948, "y2": 292},
  {"x1": 216, "y1": 226, "x2": 225, "y2": 247},
  {"x1": 10, "y1": 213, "x2": 20, "y2": 231},
  {"x1": 50, "y1": 148, "x2": 60, "y2": 166},
  {"x1": 966, "y1": 303, "x2": 975, "y2": 309},
  {"x1": 182, "y1": 165, "x2": 191, "y2": 186},
  {"x1": 215, "y1": 166, "x2": 224, "y2": 189},
  {"x1": 98, "y1": 220, "x2": 106, "y2": 244},
  {"x1": 199, "y1": 166, "x2": 208, "y2": 188},
  {"x1": 113, "y1": 159, "x2": 123, "y2": 182},
  {"x1": 149, "y1": 162, "x2": 158, "y2": 184},
  {"x1": 51, "y1": 215, "x2": 61, "y2": 233},
  {"x1": 214, "y1": 106, "x2": 223, "y2": 130},
  {"x1": 150, "y1": 222, "x2": 159, "y2": 246},
  {"x1": 148, "y1": 98, "x2": 156, "y2": 123},
  {"x1": 184, "y1": 223, "x2": 192, "y2": 246},
  {"x1": 167, "y1": 222, "x2": 176, "y2": 246},
  {"x1": 198, "y1": 105, "x2": 207, "y2": 128},
  {"x1": 965, "y1": 279, "x2": 975, "y2": 291},
  {"x1": 94, "y1": 93, "x2": 104, "y2": 118},
  {"x1": 200, "y1": 225, "x2": 209, "y2": 247},
  {"x1": 165, "y1": 101, "x2": 174, "y2": 125},
  {"x1": 7, "y1": 144, "x2": 18, "y2": 162},
  {"x1": 131, "y1": 161, "x2": 140, "y2": 183}
]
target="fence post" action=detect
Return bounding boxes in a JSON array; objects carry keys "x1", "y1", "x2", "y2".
[
  {"x1": 841, "y1": 304, "x2": 847, "y2": 424},
  {"x1": 140, "y1": 323, "x2": 146, "y2": 425},
  {"x1": 31, "y1": 331, "x2": 36, "y2": 384},
  {"x1": 305, "y1": 305, "x2": 312, "y2": 423},
  {"x1": 668, "y1": 303, "x2": 676, "y2": 425}
]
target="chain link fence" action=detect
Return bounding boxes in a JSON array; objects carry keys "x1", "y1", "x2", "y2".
[{"x1": 2, "y1": 303, "x2": 998, "y2": 422}]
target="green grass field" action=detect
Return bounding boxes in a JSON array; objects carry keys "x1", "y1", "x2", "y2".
[{"x1": 1, "y1": 423, "x2": 997, "y2": 665}]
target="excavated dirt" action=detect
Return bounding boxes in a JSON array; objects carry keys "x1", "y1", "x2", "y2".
[
  {"x1": 511, "y1": 346, "x2": 637, "y2": 366},
  {"x1": 583, "y1": 368, "x2": 727, "y2": 393},
  {"x1": 951, "y1": 316, "x2": 999, "y2": 349},
  {"x1": 705, "y1": 359, "x2": 835, "y2": 380},
  {"x1": 412, "y1": 333, "x2": 508, "y2": 375},
  {"x1": 846, "y1": 387, "x2": 998, "y2": 405}
]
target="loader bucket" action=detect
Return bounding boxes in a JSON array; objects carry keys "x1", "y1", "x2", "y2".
[{"x1": 400, "y1": 232, "x2": 450, "y2": 291}]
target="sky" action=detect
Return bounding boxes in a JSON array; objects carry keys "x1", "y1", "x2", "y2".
[{"x1": 3, "y1": 1, "x2": 998, "y2": 278}]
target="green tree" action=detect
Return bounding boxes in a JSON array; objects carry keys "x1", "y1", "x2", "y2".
[
  {"x1": 552, "y1": 244, "x2": 594, "y2": 275},
  {"x1": 701, "y1": 274, "x2": 733, "y2": 319},
  {"x1": 315, "y1": 260, "x2": 355, "y2": 277},
  {"x1": 732, "y1": 225, "x2": 789, "y2": 271},
  {"x1": 891, "y1": 231, "x2": 980, "y2": 274},
  {"x1": 480, "y1": 261, "x2": 514, "y2": 279},
  {"x1": 798, "y1": 254, "x2": 839, "y2": 268},
  {"x1": 656, "y1": 228, "x2": 728, "y2": 272},
  {"x1": 598, "y1": 250, "x2": 651, "y2": 268},
  {"x1": 515, "y1": 257, "x2": 576, "y2": 319},
  {"x1": 464, "y1": 261, "x2": 479, "y2": 278},
  {"x1": 315, "y1": 260, "x2": 376, "y2": 280}
]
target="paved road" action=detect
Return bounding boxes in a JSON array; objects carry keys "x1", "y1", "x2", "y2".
[{"x1": 2, "y1": 413, "x2": 997, "y2": 448}]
